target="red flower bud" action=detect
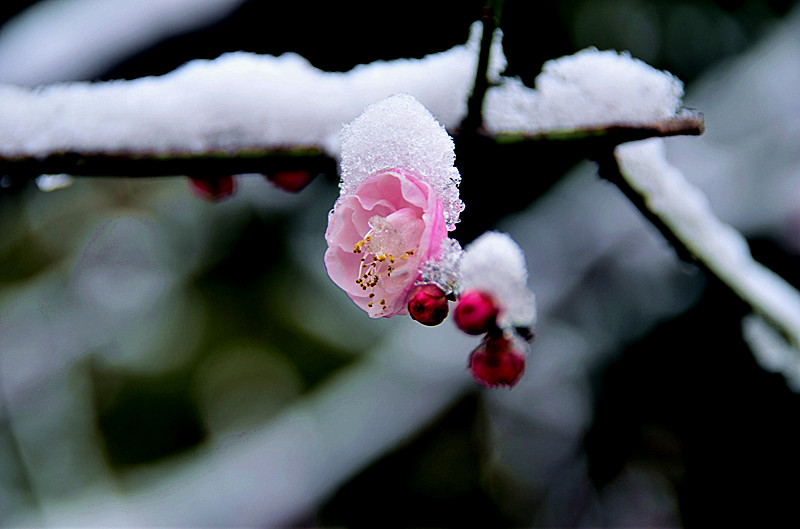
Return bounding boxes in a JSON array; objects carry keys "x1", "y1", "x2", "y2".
[
  {"x1": 265, "y1": 170, "x2": 315, "y2": 193},
  {"x1": 468, "y1": 335, "x2": 525, "y2": 388},
  {"x1": 408, "y1": 284, "x2": 449, "y2": 326},
  {"x1": 453, "y1": 290, "x2": 499, "y2": 335},
  {"x1": 188, "y1": 175, "x2": 236, "y2": 202}
]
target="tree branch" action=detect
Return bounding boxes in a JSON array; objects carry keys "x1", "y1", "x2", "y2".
[
  {"x1": 460, "y1": 2, "x2": 501, "y2": 133},
  {"x1": 593, "y1": 147, "x2": 698, "y2": 263},
  {"x1": 0, "y1": 113, "x2": 703, "y2": 184},
  {"x1": 0, "y1": 145, "x2": 336, "y2": 179},
  {"x1": 493, "y1": 111, "x2": 705, "y2": 144},
  {"x1": 609, "y1": 138, "x2": 800, "y2": 355},
  {"x1": 586, "y1": 112, "x2": 704, "y2": 264}
]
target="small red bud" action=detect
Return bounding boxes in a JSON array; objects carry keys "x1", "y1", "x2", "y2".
[
  {"x1": 454, "y1": 290, "x2": 499, "y2": 335},
  {"x1": 468, "y1": 335, "x2": 525, "y2": 388},
  {"x1": 188, "y1": 176, "x2": 236, "y2": 202},
  {"x1": 264, "y1": 170, "x2": 315, "y2": 193},
  {"x1": 408, "y1": 284, "x2": 449, "y2": 326}
]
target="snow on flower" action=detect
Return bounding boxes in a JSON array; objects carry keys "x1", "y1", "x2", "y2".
[
  {"x1": 418, "y1": 237, "x2": 463, "y2": 297},
  {"x1": 337, "y1": 93, "x2": 464, "y2": 229},
  {"x1": 324, "y1": 94, "x2": 460, "y2": 318}
]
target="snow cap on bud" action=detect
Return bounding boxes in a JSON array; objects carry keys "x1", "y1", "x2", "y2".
[
  {"x1": 265, "y1": 170, "x2": 315, "y2": 193},
  {"x1": 408, "y1": 284, "x2": 449, "y2": 326},
  {"x1": 188, "y1": 175, "x2": 236, "y2": 201},
  {"x1": 469, "y1": 334, "x2": 526, "y2": 388},
  {"x1": 459, "y1": 231, "x2": 537, "y2": 332},
  {"x1": 454, "y1": 290, "x2": 498, "y2": 335}
]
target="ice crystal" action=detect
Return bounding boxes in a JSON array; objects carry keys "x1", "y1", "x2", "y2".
[{"x1": 418, "y1": 237, "x2": 463, "y2": 296}]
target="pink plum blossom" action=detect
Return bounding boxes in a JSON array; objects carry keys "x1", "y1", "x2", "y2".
[{"x1": 324, "y1": 167, "x2": 448, "y2": 318}]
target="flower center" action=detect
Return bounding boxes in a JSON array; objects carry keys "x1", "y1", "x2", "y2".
[{"x1": 353, "y1": 214, "x2": 418, "y2": 315}]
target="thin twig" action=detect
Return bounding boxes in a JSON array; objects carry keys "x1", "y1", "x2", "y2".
[
  {"x1": 586, "y1": 112, "x2": 705, "y2": 263},
  {"x1": 593, "y1": 149, "x2": 698, "y2": 264},
  {"x1": 493, "y1": 112, "x2": 705, "y2": 144},
  {"x1": 608, "y1": 139, "x2": 800, "y2": 353},
  {"x1": 460, "y1": 2, "x2": 501, "y2": 133},
  {"x1": 0, "y1": 146, "x2": 336, "y2": 179}
]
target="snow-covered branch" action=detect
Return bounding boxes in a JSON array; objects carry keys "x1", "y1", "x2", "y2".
[
  {"x1": 0, "y1": 24, "x2": 498, "y2": 163},
  {"x1": 0, "y1": 25, "x2": 705, "y2": 180},
  {"x1": 614, "y1": 138, "x2": 800, "y2": 380}
]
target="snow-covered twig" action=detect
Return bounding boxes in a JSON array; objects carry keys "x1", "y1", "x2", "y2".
[
  {"x1": 0, "y1": 22, "x2": 501, "y2": 168},
  {"x1": 0, "y1": 26, "x2": 706, "y2": 181},
  {"x1": 613, "y1": 138, "x2": 800, "y2": 366},
  {"x1": 460, "y1": 2, "x2": 500, "y2": 133}
]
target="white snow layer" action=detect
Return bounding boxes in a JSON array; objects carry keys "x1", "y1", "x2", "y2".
[
  {"x1": 616, "y1": 138, "x2": 800, "y2": 369},
  {"x1": 459, "y1": 231, "x2": 537, "y2": 330},
  {"x1": 485, "y1": 48, "x2": 684, "y2": 133},
  {"x1": 0, "y1": 31, "x2": 689, "y2": 160},
  {"x1": 338, "y1": 94, "x2": 463, "y2": 229},
  {"x1": 0, "y1": 22, "x2": 503, "y2": 158},
  {"x1": 419, "y1": 237, "x2": 464, "y2": 296}
]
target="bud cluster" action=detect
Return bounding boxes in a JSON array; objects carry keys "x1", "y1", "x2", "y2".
[
  {"x1": 407, "y1": 283, "x2": 533, "y2": 388},
  {"x1": 454, "y1": 289, "x2": 531, "y2": 388}
]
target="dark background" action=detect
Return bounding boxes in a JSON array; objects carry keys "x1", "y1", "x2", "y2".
[{"x1": 2, "y1": 1, "x2": 799, "y2": 527}]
